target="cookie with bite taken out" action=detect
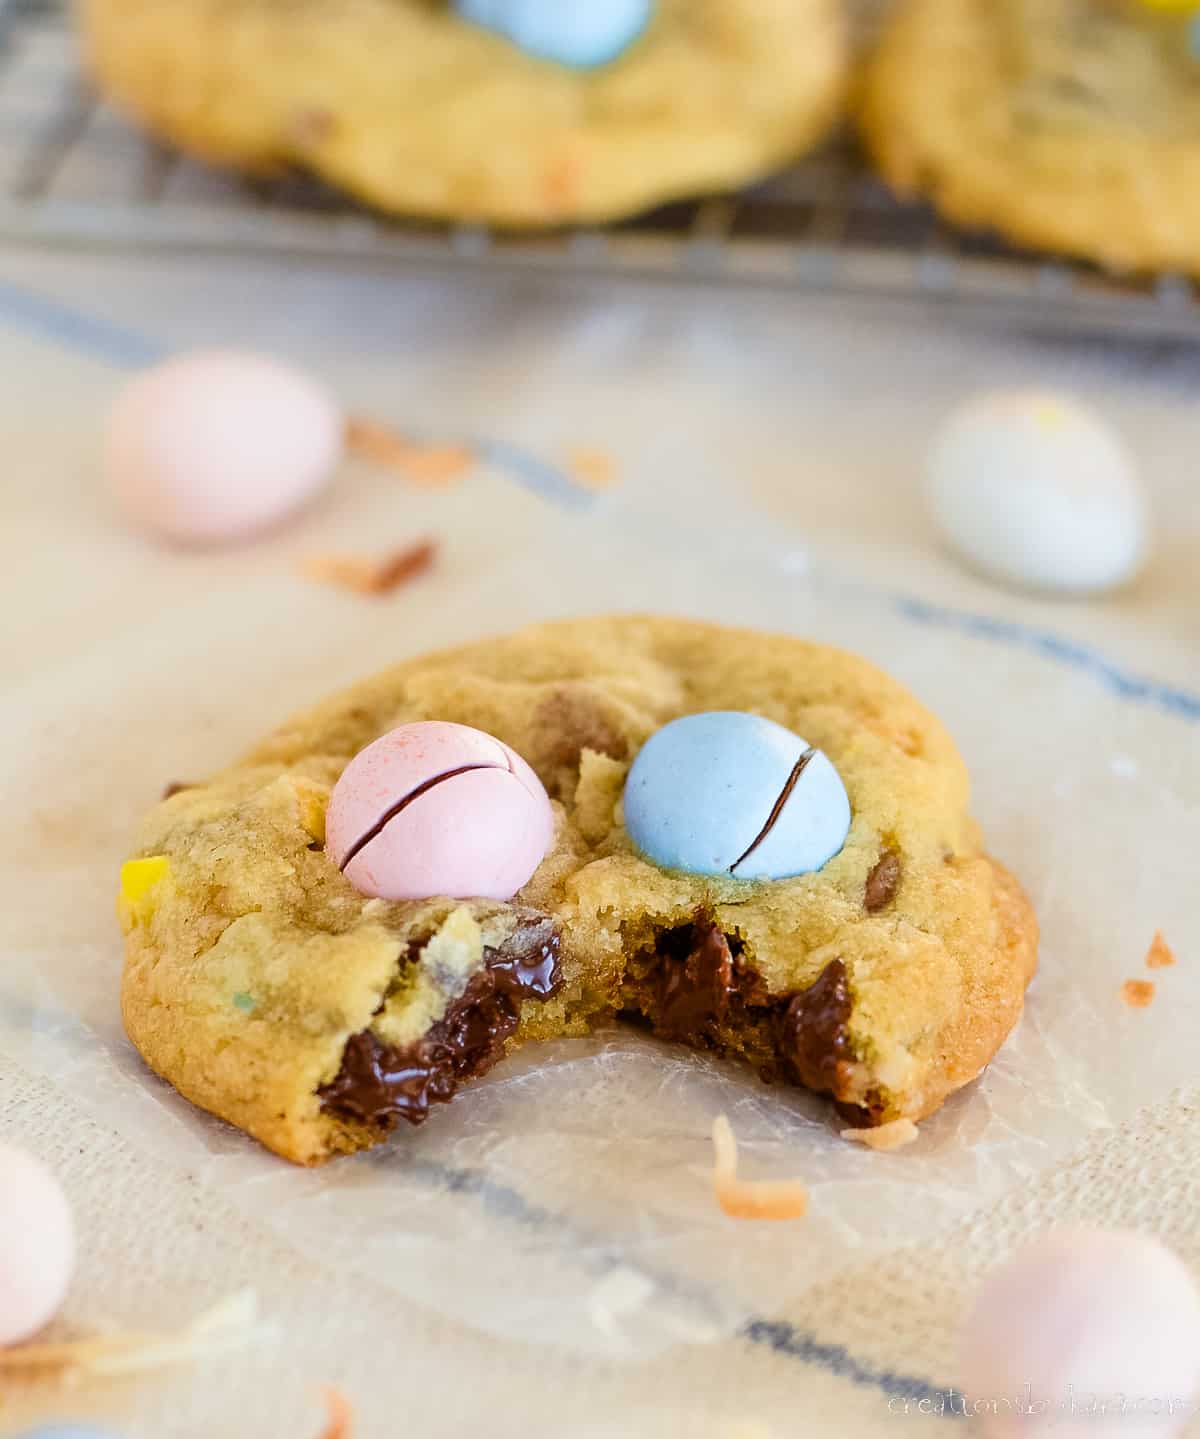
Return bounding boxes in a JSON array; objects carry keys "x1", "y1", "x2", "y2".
[{"x1": 118, "y1": 616, "x2": 1037, "y2": 1164}]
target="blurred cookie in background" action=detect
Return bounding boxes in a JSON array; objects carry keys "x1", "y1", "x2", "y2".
[
  {"x1": 859, "y1": 0, "x2": 1200, "y2": 275},
  {"x1": 80, "y1": 0, "x2": 849, "y2": 229}
]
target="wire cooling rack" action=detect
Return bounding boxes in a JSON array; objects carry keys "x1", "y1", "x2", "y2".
[{"x1": 4, "y1": 0, "x2": 1200, "y2": 340}]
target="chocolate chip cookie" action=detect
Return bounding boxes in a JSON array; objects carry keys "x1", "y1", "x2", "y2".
[
  {"x1": 118, "y1": 616, "x2": 1037, "y2": 1165},
  {"x1": 860, "y1": 0, "x2": 1200, "y2": 275},
  {"x1": 80, "y1": 0, "x2": 847, "y2": 228}
]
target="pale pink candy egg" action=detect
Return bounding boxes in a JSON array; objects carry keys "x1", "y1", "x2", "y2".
[
  {"x1": 961, "y1": 1228, "x2": 1200, "y2": 1439},
  {"x1": 327, "y1": 721, "x2": 555, "y2": 902},
  {"x1": 105, "y1": 350, "x2": 344, "y2": 546},
  {"x1": 0, "y1": 1143, "x2": 75, "y2": 1346}
]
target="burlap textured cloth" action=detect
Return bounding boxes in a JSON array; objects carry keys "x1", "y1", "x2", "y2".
[{"x1": 1, "y1": 248, "x2": 1198, "y2": 1437}]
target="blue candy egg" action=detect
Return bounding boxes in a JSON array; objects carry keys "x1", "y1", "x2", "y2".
[
  {"x1": 455, "y1": 0, "x2": 652, "y2": 68},
  {"x1": 623, "y1": 712, "x2": 851, "y2": 881}
]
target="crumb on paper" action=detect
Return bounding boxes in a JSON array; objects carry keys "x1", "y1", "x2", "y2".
[
  {"x1": 566, "y1": 448, "x2": 618, "y2": 490},
  {"x1": 319, "y1": 1386, "x2": 353, "y2": 1439},
  {"x1": 345, "y1": 415, "x2": 473, "y2": 488},
  {"x1": 839, "y1": 1118, "x2": 919, "y2": 1152},
  {"x1": 1121, "y1": 978, "x2": 1155, "y2": 1009},
  {"x1": 1146, "y1": 930, "x2": 1177, "y2": 970},
  {"x1": 302, "y1": 540, "x2": 437, "y2": 597},
  {"x1": 711, "y1": 1115, "x2": 807, "y2": 1221},
  {"x1": 0, "y1": 1290, "x2": 271, "y2": 1383},
  {"x1": 162, "y1": 781, "x2": 195, "y2": 800},
  {"x1": 400, "y1": 445, "x2": 474, "y2": 486}
]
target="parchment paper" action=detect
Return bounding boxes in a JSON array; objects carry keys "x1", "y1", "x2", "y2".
[{"x1": 3, "y1": 472, "x2": 1198, "y2": 1363}]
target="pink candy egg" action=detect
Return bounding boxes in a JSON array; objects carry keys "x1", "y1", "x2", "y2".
[
  {"x1": 0, "y1": 1143, "x2": 74, "y2": 1346},
  {"x1": 960, "y1": 1228, "x2": 1200, "y2": 1438},
  {"x1": 327, "y1": 721, "x2": 555, "y2": 902},
  {"x1": 105, "y1": 350, "x2": 344, "y2": 546}
]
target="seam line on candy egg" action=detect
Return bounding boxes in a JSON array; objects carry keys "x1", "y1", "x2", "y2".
[
  {"x1": 339, "y1": 763, "x2": 504, "y2": 871},
  {"x1": 728, "y1": 748, "x2": 816, "y2": 876}
]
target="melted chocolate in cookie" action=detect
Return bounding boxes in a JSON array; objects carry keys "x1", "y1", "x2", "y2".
[
  {"x1": 781, "y1": 959, "x2": 853, "y2": 1094},
  {"x1": 654, "y1": 921, "x2": 736, "y2": 1039},
  {"x1": 319, "y1": 919, "x2": 561, "y2": 1128},
  {"x1": 325, "y1": 910, "x2": 874, "y2": 1133},
  {"x1": 624, "y1": 917, "x2": 866, "y2": 1115}
]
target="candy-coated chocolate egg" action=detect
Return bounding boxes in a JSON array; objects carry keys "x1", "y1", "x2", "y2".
[
  {"x1": 961, "y1": 1228, "x2": 1200, "y2": 1439},
  {"x1": 106, "y1": 350, "x2": 343, "y2": 546},
  {"x1": 327, "y1": 721, "x2": 555, "y2": 901},
  {"x1": 926, "y1": 390, "x2": 1148, "y2": 595},
  {"x1": 455, "y1": 0, "x2": 651, "y2": 67},
  {"x1": 0, "y1": 1143, "x2": 74, "y2": 1346},
  {"x1": 623, "y1": 712, "x2": 850, "y2": 881}
]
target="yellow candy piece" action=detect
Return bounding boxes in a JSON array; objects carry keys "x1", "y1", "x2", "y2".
[{"x1": 117, "y1": 855, "x2": 171, "y2": 931}]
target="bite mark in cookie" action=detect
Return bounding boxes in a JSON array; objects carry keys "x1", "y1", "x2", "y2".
[
  {"x1": 621, "y1": 920, "x2": 873, "y2": 1118},
  {"x1": 320, "y1": 919, "x2": 562, "y2": 1128}
]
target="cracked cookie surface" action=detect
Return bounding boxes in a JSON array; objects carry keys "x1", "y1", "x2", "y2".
[
  {"x1": 119, "y1": 615, "x2": 1037, "y2": 1164},
  {"x1": 81, "y1": 0, "x2": 847, "y2": 227},
  {"x1": 860, "y1": 0, "x2": 1200, "y2": 275}
]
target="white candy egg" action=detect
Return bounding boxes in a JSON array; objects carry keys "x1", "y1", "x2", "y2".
[
  {"x1": 961, "y1": 1228, "x2": 1200, "y2": 1438},
  {"x1": 0, "y1": 1143, "x2": 75, "y2": 1346},
  {"x1": 105, "y1": 350, "x2": 344, "y2": 546},
  {"x1": 926, "y1": 391, "x2": 1148, "y2": 595}
]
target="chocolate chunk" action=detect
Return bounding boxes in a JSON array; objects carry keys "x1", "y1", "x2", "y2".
[
  {"x1": 321, "y1": 1026, "x2": 460, "y2": 1126},
  {"x1": 319, "y1": 920, "x2": 561, "y2": 1128},
  {"x1": 162, "y1": 781, "x2": 195, "y2": 800},
  {"x1": 654, "y1": 921, "x2": 735, "y2": 1040},
  {"x1": 781, "y1": 959, "x2": 854, "y2": 1095},
  {"x1": 487, "y1": 917, "x2": 561, "y2": 999},
  {"x1": 864, "y1": 850, "x2": 901, "y2": 912},
  {"x1": 622, "y1": 915, "x2": 867, "y2": 1118}
]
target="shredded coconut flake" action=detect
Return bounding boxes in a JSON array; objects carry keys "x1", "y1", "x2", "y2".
[
  {"x1": 301, "y1": 540, "x2": 437, "y2": 597},
  {"x1": 346, "y1": 416, "x2": 473, "y2": 487},
  {"x1": 711, "y1": 1115, "x2": 807, "y2": 1221},
  {"x1": 1146, "y1": 930, "x2": 1177, "y2": 970},
  {"x1": 1121, "y1": 978, "x2": 1155, "y2": 1009},
  {"x1": 565, "y1": 448, "x2": 618, "y2": 490},
  {"x1": 319, "y1": 1386, "x2": 353, "y2": 1439},
  {"x1": 839, "y1": 1118, "x2": 919, "y2": 1151},
  {"x1": 0, "y1": 1290, "x2": 273, "y2": 1382}
]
